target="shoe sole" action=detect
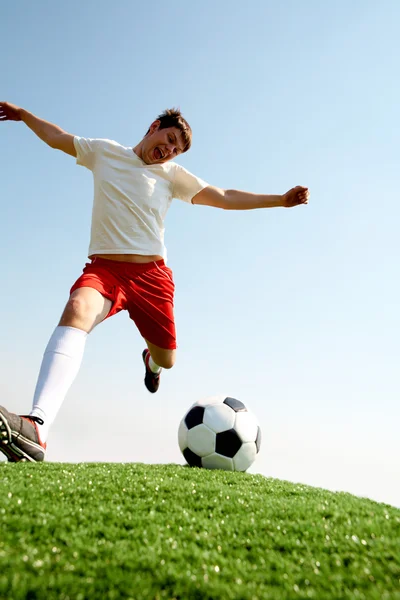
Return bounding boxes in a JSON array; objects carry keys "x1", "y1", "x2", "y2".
[{"x1": 0, "y1": 412, "x2": 38, "y2": 463}]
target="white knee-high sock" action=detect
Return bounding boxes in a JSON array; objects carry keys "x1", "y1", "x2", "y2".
[{"x1": 30, "y1": 326, "x2": 88, "y2": 443}]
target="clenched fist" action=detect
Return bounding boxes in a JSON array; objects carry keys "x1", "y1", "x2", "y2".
[
  {"x1": 0, "y1": 102, "x2": 23, "y2": 122},
  {"x1": 282, "y1": 186, "x2": 309, "y2": 208}
]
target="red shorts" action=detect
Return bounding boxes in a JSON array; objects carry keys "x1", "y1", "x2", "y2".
[{"x1": 70, "y1": 257, "x2": 177, "y2": 349}]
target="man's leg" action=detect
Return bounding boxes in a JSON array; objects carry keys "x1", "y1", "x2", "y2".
[
  {"x1": 0, "y1": 287, "x2": 111, "y2": 462},
  {"x1": 30, "y1": 287, "x2": 112, "y2": 439},
  {"x1": 142, "y1": 341, "x2": 176, "y2": 394}
]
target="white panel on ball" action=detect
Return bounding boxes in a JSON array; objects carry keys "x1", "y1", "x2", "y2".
[
  {"x1": 203, "y1": 403, "x2": 235, "y2": 433},
  {"x1": 195, "y1": 395, "x2": 226, "y2": 407},
  {"x1": 187, "y1": 424, "x2": 216, "y2": 457},
  {"x1": 233, "y1": 442, "x2": 257, "y2": 471},
  {"x1": 234, "y1": 411, "x2": 258, "y2": 443},
  {"x1": 178, "y1": 420, "x2": 188, "y2": 452},
  {"x1": 202, "y1": 453, "x2": 234, "y2": 471}
]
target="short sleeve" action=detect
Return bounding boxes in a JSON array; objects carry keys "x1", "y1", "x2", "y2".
[
  {"x1": 172, "y1": 165, "x2": 209, "y2": 204},
  {"x1": 73, "y1": 137, "x2": 117, "y2": 171}
]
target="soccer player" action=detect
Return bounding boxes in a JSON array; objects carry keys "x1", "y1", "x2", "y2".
[{"x1": 0, "y1": 101, "x2": 309, "y2": 462}]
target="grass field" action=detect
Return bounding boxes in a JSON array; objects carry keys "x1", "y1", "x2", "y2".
[{"x1": 1, "y1": 463, "x2": 399, "y2": 600}]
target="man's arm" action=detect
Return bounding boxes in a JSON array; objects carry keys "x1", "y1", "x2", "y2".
[
  {"x1": 0, "y1": 102, "x2": 76, "y2": 157},
  {"x1": 192, "y1": 185, "x2": 309, "y2": 209}
]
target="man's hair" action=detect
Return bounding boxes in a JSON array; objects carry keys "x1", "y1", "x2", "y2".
[{"x1": 147, "y1": 108, "x2": 192, "y2": 152}]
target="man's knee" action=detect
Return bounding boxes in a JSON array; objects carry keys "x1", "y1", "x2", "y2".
[
  {"x1": 59, "y1": 288, "x2": 111, "y2": 332},
  {"x1": 61, "y1": 293, "x2": 91, "y2": 322},
  {"x1": 147, "y1": 344, "x2": 176, "y2": 369},
  {"x1": 158, "y1": 353, "x2": 175, "y2": 370}
]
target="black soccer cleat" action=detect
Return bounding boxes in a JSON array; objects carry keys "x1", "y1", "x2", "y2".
[
  {"x1": 142, "y1": 349, "x2": 161, "y2": 394},
  {"x1": 0, "y1": 406, "x2": 46, "y2": 462}
]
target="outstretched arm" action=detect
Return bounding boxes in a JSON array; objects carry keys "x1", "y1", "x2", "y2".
[
  {"x1": 192, "y1": 185, "x2": 309, "y2": 209},
  {"x1": 0, "y1": 102, "x2": 76, "y2": 157}
]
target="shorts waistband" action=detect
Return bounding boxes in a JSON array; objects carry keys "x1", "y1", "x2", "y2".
[{"x1": 91, "y1": 257, "x2": 166, "y2": 272}]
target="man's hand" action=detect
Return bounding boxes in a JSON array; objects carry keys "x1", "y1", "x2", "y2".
[
  {"x1": 0, "y1": 102, "x2": 22, "y2": 122},
  {"x1": 282, "y1": 186, "x2": 309, "y2": 208}
]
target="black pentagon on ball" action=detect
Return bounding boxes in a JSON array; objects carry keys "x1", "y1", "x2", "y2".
[
  {"x1": 256, "y1": 426, "x2": 262, "y2": 453},
  {"x1": 185, "y1": 406, "x2": 205, "y2": 429},
  {"x1": 215, "y1": 428, "x2": 242, "y2": 458},
  {"x1": 183, "y1": 447, "x2": 202, "y2": 468},
  {"x1": 223, "y1": 397, "x2": 247, "y2": 412}
]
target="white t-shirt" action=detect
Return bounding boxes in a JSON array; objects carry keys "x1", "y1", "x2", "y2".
[{"x1": 73, "y1": 137, "x2": 209, "y2": 259}]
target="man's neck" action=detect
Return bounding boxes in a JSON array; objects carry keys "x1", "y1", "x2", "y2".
[{"x1": 132, "y1": 142, "x2": 143, "y2": 160}]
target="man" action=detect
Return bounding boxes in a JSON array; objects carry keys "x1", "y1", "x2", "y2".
[{"x1": 0, "y1": 101, "x2": 309, "y2": 463}]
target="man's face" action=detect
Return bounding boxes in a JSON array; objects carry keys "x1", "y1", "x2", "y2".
[{"x1": 140, "y1": 122, "x2": 186, "y2": 165}]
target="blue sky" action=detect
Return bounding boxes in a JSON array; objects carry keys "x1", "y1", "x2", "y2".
[{"x1": 1, "y1": 0, "x2": 399, "y2": 507}]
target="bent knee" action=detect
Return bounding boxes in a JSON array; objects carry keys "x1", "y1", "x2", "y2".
[
  {"x1": 158, "y1": 355, "x2": 175, "y2": 370},
  {"x1": 146, "y1": 342, "x2": 176, "y2": 370},
  {"x1": 152, "y1": 350, "x2": 175, "y2": 370}
]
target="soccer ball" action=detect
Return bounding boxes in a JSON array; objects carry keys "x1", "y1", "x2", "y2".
[{"x1": 178, "y1": 395, "x2": 261, "y2": 471}]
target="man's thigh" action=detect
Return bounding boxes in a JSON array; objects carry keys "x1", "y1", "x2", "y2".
[{"x1": 128, "y1": 263, "x2": 177, "y2": 353}]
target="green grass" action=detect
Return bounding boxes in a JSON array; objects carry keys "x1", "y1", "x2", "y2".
[{"x1": 1, "y1": 463, "x2": 399, "y2": 600}]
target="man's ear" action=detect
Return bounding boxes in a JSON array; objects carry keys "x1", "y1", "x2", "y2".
[{"x1": 147, "y1": 120, "x2": 161, "y2": 135}]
